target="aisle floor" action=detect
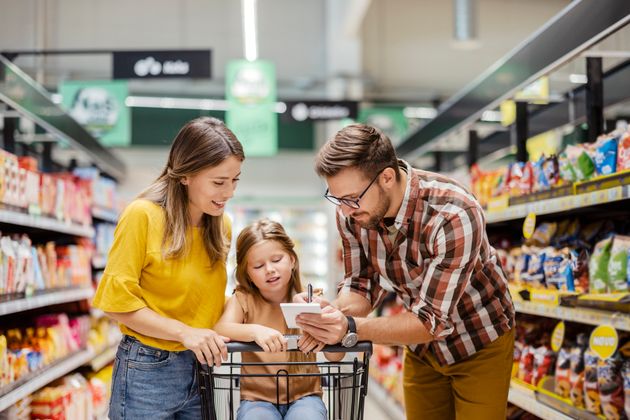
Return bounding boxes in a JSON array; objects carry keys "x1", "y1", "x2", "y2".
[{"x1": 363, "y1": 395, "x2": 403, "y2": 420}]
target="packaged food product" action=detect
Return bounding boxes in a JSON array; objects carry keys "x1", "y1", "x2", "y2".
[
  {"x1": 590, "y1": 237, "x2": 614, "y2": 293},
  {"x1": 618, "y1": 131, "x2": 630, "y2": 171},
  {"x1": 528, "y1": 223, "x2": 557, "y2": 247},
  {"x1": 594, "y1": 135, "x2": 619, "y2": 176},
  {"x1": 532, "y1": 345, "x2": 556, "y2": 386},
  {"x1": 525, "y1": 249, "x2": 547, "y2": 288},
  {"x1": 571, "y1": 248, "x2": 590, "y2": 294},
  {"x1": 518, "y1": 345, "x2": 535, "y2": 384},
  {"x1": 555, "y1": 345, "x2": 572, "y2": 398},
  {"x1": 609, "y1": 235, "x2": 630, "y2": 293},
  {"x1": 584, "y1": 349, "x2": 602, "y2": 415},
  {"x1": 544, "y1": 248, "x2": 574, "y2": 291},
  {"x1": 598, "y1": 353, "x2": 625, "y2": 420},
  {"x1": 565, "y1": 144, "x2": 596, "y2": 181},
  {"x1": 623, "y1": 359, "x2": 630, "y2": 418}
]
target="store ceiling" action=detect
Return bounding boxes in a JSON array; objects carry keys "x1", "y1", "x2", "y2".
[{"x1": 1, "y1": 0, "x2": 575, "y2": 104}]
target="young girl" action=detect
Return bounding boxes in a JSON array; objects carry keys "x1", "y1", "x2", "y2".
[
  {"x1": 214, "y1": 219, "x2": 336, "y2": 420},
  {"x1": 92, "y1": 117, "x2": 244, "y2": 419}
]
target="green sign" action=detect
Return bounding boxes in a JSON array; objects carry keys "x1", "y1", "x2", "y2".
[
  {"x1": 59, "y1": 80, "x2": 130, "y2": 147},
  {"x1": 226, "y1": 60, "x2": 277, "y2": 156},
  {"x1": 358, "y1": 107, "x2": 408, "y2": 145}
]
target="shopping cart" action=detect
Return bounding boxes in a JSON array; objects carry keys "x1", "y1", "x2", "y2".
[{"x1": 197, "y1": 340, "x2": 372, "y2": 420}]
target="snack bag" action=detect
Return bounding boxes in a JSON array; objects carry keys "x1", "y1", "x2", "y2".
[
  {"x1": 598, "y1": 353, "x2": 626, "y2": 420},
  {"x1": 594, "y1": 135, "x2": 619, "y2": 176},
  {"x1": 584, "y1": 350, "x2": 602, "y2": 415},
  {"x1": 571, "y1": 248, "x2": 590, "y2": 294},
  {"x1": 555, "y1": 345, "x2": 572, "y2": 398},
  {"x1": 623, "y1": 360, "x2": 630, "y2": 418},
  {"x1": 518, "y1": 345, "x2": 535, "y2": 384},
  {"x1": 590, "y1": 237, "x2": 614, "y2": 293},
  {"x1": 543, "y1": 155, "x2": 560, "y2": 187},
  {"x1": 529, "y1": 223, "x2": 557, "y2": 247},
  {"x1": 618, "y1": 131, "x2": 630, "y2": 171},
  {"x1": 526, "y1": 249, "x2": 547, "y2": 289},
  {"x1": 565, "y1": 144, "x2": 596, "y2": 181},
  {"x1": 532, "y1": 345, "x2": 556, "y2": 386},
  {"x1": 544, "y1": 248, "x2": 574, "y2": 291},
  {"x1": 570, "y1": 334, "x2": 588, "y2": 408},
  {"x1": 609, "y1": 235, "x2": 630, "y2": 293}
]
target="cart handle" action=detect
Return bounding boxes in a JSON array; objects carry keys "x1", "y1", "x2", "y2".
[{"x1": 224, "y1": 341, "x2": 372, "y2": 354}]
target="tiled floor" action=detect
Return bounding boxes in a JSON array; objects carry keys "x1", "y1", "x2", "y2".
[{"x1": 363, "y1": 395, "x2": 403, "y2": 420}]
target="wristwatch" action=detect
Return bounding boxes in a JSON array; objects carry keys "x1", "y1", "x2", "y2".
[{"x1": 341, "y1": 316, "x2": 358, "y2": 348}]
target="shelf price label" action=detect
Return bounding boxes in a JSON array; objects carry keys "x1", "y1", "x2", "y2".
[
  {"x1": 551, "y1": 321, "x2": 565, "y2": 352},
  {"x1": 523, "y1": 212, "x2": 536, "y2": 240},
  {"x1": 589, "y1": 324, "x2": 618, "y2": 360}
]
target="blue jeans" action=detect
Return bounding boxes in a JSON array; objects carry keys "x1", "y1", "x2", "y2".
[
  {"x1": 237, "y1": 395, "x2": 327, "y2": 420},
  {"x1": 109, "y1": 335, "x2": 201, "y2": 420}
]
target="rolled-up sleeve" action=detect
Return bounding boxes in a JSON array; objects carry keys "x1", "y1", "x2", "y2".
[
  {"x1": 411, "y1": 206, "x2": 483, "y2": 340},
  {"x1": 92, "y1": 201, "x2": 149, "y2": 313},
  {"x1": 335, "y1": 209, "x2": 385, "y2": 308}
]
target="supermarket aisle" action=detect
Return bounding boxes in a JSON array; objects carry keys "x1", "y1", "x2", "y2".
[{"x1": 363, "y1": 395, "x2": 403, "y2": 420}]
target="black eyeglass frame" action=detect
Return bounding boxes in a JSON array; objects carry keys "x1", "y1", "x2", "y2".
[{"x1": 324, "y1": 169, "x2": 384, "y2": 209}]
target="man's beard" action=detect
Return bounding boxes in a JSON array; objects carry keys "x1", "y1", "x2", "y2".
[{"x1": 351, "y1": 187, "x2": 390, "y2": 229}]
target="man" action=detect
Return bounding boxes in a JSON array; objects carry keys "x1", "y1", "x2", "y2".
[{"x1": 296, "y1": 124, "x2": 515, "y2": 420}]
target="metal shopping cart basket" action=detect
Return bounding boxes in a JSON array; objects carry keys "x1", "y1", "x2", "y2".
[{"x1": 197, "y1": 341, "x2": 372, "y2": 420}]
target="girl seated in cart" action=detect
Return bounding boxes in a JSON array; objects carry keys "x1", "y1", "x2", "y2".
[{"x1": 214, "y1": 219, "x2": 338, "y2": 420}]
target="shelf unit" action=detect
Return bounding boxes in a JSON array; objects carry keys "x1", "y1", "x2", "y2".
[
  {"x1": 486, "y1": 184, "x2": 630, "y2": 224},
  {"x1": 0, "y1": 208, "x2": 94, "y2": 238},
  {"x1": 514, "y1": 300, "x2": 630, "y2": 331},
  {"x1": 0, "y1": 287, "x2": 94, "y2": 316},
  {"x1": 91, "y1": 207, "x2": 119, "y2": 224},
  {"x1": 0, "y1": 349, "x2": 94, "y2": 412},
  {"x1": 89, "y1": 345, "x2": 118, "y2": 372},
  {"x1": 367, "y1": 378, "x2": 405, "y2": 420},
  {"x1": 508, "y1": 381, "x2": 573, "y2": 420}
]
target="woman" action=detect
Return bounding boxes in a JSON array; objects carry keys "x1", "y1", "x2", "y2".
[{"x1": 92, "y1": 117, "x2": 244, "y2": 419}]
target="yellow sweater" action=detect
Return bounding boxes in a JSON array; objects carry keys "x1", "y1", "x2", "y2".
[{"x1": 92, "y1": 199, "x2": 229, "y2": 351}]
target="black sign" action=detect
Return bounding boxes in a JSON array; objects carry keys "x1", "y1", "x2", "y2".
[
  {"x1": 113, "y1": 50, "x2": 211, "y2": 79},
  {"x1": 282, "y1": 100, "x2": 358, "y2": 122}
]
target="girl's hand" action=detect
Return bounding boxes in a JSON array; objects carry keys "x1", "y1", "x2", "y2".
[
  {"x1": 253, "y1": 325, "x2": 288, "y2": 353},
  {"x1": 298, "y1": 332, "x2": 326, "y2": 354},
  {"x1": 180, "y1": 327, "x2": 229, "y2": 367}
]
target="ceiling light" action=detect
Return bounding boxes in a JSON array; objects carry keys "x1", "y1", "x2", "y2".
[
  {"x1": 242, "y1": 0, "x2": 258, "y2": 62},
  {"x1": 569, "y1": 73, "x2": 588, "y2": 84}
]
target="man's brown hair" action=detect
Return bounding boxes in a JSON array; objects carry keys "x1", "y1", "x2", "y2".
[{"x1": 314, "y1": 123, "x2": 400, "y2": 180}]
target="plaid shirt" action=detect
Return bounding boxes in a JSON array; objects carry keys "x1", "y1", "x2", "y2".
[{"x1": 337, "y1": 160, "x2": 514, "y2": 365}]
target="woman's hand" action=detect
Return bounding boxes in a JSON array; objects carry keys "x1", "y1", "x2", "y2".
[
  {"x1": 179, "y1": 327, "x2": 229, "y2": 366},
  {"x1": 298, "y1": 332, "x2": 326, "y2": 354},
  {"x1": 252, "y1": 325, "x2": 288, "y2": 353}
]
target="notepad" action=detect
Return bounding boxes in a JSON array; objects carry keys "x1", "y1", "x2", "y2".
[{"x1": 280, "y1": 303, "x2": 322, "y2": 329}]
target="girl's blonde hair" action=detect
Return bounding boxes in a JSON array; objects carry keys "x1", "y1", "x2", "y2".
[
  {"x1": 235, "y1": 219, "x2": 303, "y2": 299},
  {"x1": 235, "y1": 219, "x2": 310, "y2": 371},
  {"x1": 138, "y1": 117, "x2": 244, "y2": 261}
]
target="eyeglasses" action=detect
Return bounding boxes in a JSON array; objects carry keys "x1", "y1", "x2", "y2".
[{"x1": 324, "y1": 170, "x2": 383, "y2": 209}]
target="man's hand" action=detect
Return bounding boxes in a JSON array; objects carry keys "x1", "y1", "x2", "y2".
[{"x1": 296, "y1": 305, "x2": 348, "y2": 345}]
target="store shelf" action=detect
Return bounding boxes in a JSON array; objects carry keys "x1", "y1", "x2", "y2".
[
  {"x1": 0, "y1": 287, "x2": 94, "y2": 316},
  {"x1": 91, "y1": 207, "x2": 118, "y2": 224},
  {"x1": 513, "y1": 300, "x2": 630, "y2": 331},
  {"x1": 0, "y1": 348, "x2": 94, "y2": 412},
  {"x1": 0, "y1": 208, "x2": 95, "y2": 238},
  {"x1": 486, "y1": 185, "x2": 630, "y2": 224},
  {"x1": 89, "y1": 345, "x2": 118, "y2": 372},
  {"x1": 367, "y1": 378, "x2": 405, "y2": 420},
  {"x1": 508, "y1": 381, "x2": 573, "y2": 420},
  {"x1": 92, "y1": 256, "x2": 107, "y2": 270}
]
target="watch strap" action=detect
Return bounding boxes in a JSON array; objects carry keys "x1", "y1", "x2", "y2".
[{"x1": 346, "y1": 316, "x2": 356, "y2": 334}]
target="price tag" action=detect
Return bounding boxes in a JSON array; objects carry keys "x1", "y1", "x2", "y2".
[
  {"x1": 589, "y1": 325, "x2": 618, "y2": 360},
  {"x1": 551, "y1": 321, "x2": 565, "y2": 352},
  {"x1": 608, "y1": 186, "x2": 622, "y2": 201},
  {"x1": 523, "y1": 212, "x2": 536, "y2": 239}
]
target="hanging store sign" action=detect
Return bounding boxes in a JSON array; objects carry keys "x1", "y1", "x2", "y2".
[
  {"x1": 59, "y1": 80, "x2": 131, "y2": 147},
  {"x1": 282, "y1": 101, "x2": 358, "y2": 122},
  {"x1": 226, "y1": 60, "x2": 277, "y2": 156},
  {"x1": 113, "y1": 50, "x2": 211, "y2": 79}
]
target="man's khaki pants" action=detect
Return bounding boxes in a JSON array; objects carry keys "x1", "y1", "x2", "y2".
[{"x1": 403, "y1": 329, "x2": 514, "y2": 420}]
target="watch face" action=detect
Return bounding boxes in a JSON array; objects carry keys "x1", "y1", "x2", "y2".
[{"x1": 343, "y1": 333, "x2": 358, "y2": 348}]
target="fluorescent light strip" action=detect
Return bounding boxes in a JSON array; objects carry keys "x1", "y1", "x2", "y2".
[
  {"x1": 481, "y1": 110, "x2": 502, "y2": 122},
  {"x1": 125, "y1": 96, "x2": 230, "y2": 111},
  {"x1": 124, "y1": 95, "x2": 287, "y2": 114},
  {"x1": 242, "y1": 0, "x2": 258, "y2": 62},
  {"x1": 569, "y1": 73, "x2": 588, "y2": 84},
  {"x1": 403, "y1": 107, "x2": 437, "y2": 119}
]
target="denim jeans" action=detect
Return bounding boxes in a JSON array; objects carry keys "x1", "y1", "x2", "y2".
[
  {"x1": 109, "y1": 335, "x2": 201, "y2": 420},
  {"x1": 237, "y1": 395, "x2": 327, "y2": 420}
]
